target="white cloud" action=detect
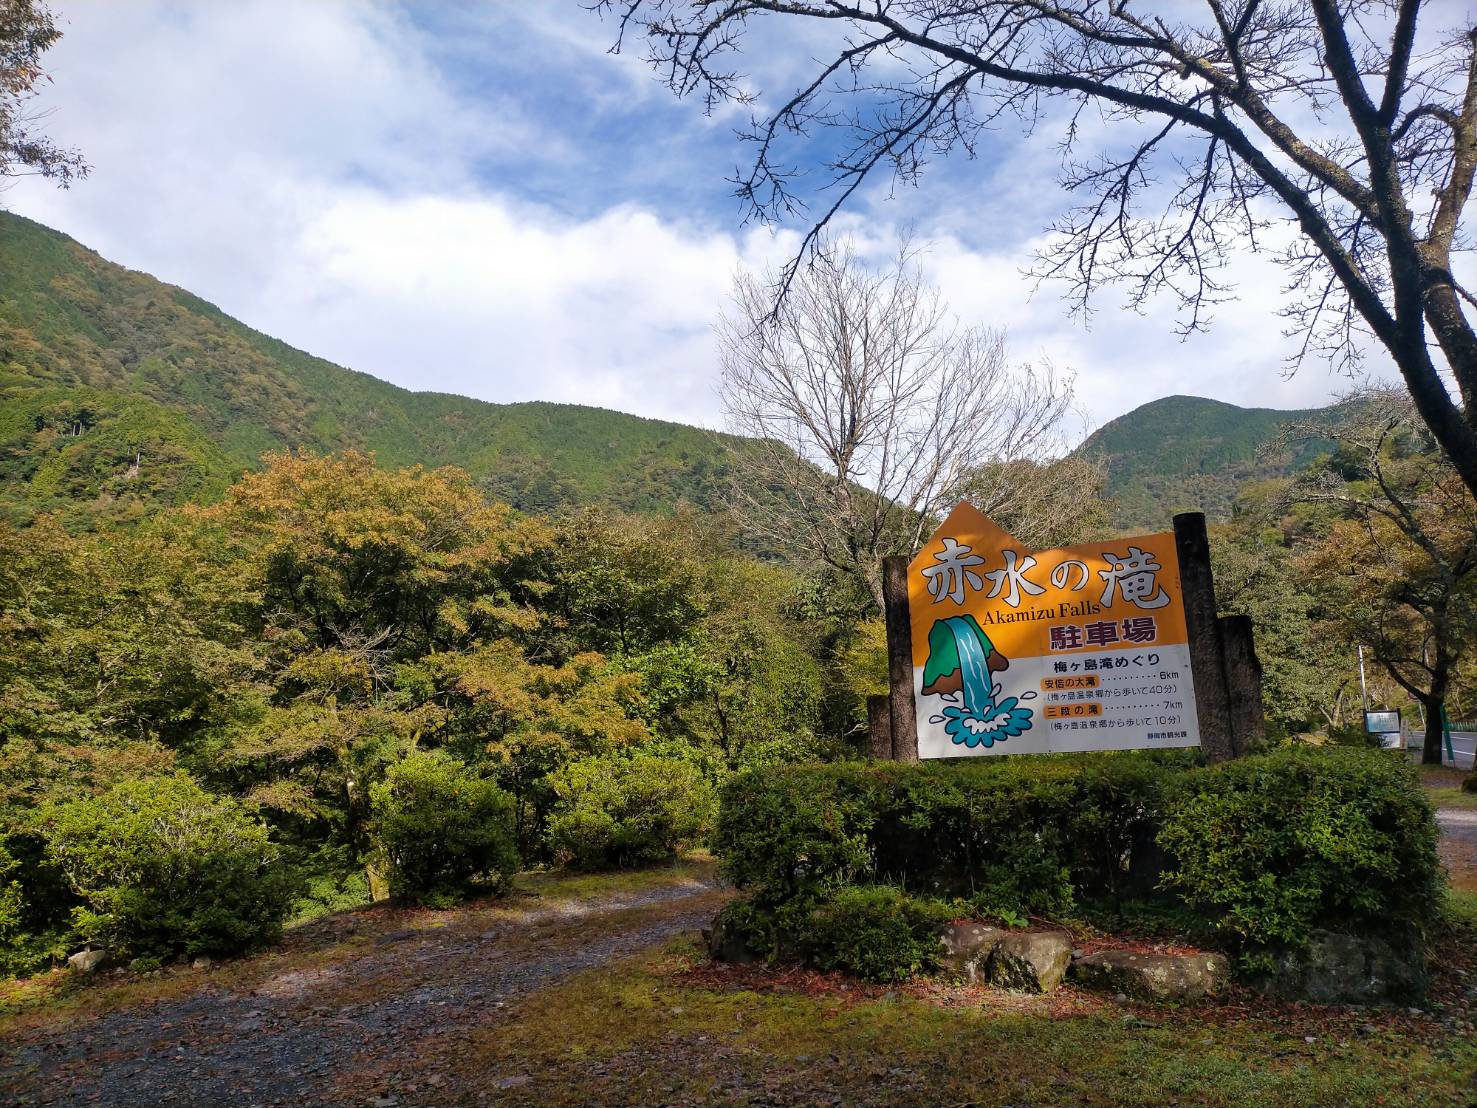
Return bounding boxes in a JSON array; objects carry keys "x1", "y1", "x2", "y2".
[
  {"x1": 258, "y1": 190, "x2": 795, "y2": 425},
  {"x1": 5, "y1": 1, "x2": 1413, "y2": 448}
]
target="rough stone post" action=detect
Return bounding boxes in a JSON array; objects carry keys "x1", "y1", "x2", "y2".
[
  {"x1": 866, "y1": 694, "x2": 894, "y2": 760},
  {"x1": 1219, "y1": 614, "x2": 1265, "y2": 758},
  {"x1": 1172, "y1": 512, "x2": 1235, "y2": 763},
  {"x1": 881, "y1": 554, "x2": 919, "y2": 762}
]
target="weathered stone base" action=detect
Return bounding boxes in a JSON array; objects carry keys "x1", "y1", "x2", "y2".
[
  {"x1": 704, "y1": 915, "x2": 759, "y2": 965},
  {"x1": 937, "y1": 921, "x2": 1006, "y2": 984},
  {"x1": 937, "y1": 924, "x2": 1073, "y2": 993},
  {"x1": 1071, "y1": 950, "x2": 1230, "y2": 1002},
  {"x1": 1250, "y1": 930, "x2": 1426, "y2": 1005}
]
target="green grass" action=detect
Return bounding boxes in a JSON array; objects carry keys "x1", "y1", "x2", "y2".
[
  {"x1": 412, "y1": 936, "x2": 1477, "y2": 1106},
  {"x1": 1445, "y1": 888, "x2": 1477, "y2": 929},
  {"x1": 1427, "y1": 786, "x2": 1477, "y2": 811},
  {"x1": 513, "y1": 856, "x2": 716, "y2": 902}
]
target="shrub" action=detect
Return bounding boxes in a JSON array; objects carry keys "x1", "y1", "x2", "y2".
[
  {"x1": 41, "y1": 773, "x2": 298, "y2": 960},
  {"x1": 715, "y1": 748, "x2": 1443, "y2": 977},
  {"x1": 0, "y1": 829, "x2": 75, "y2": 977},
  {"x1": 547, "y1": 753, "x2": 714, "y2": 870},
  {"x1": 1157, "y1": 746, "x2": 1441, "y2": 952},
  {"x1": 803, "y1": 885, "x2": 951, "y2": 983},
  {"x1": 369, "y1": 752, "x2": 518, "y2": 906},
  {"x1": 715, "y1": 753, "x2": 1188, "y2": 924}
]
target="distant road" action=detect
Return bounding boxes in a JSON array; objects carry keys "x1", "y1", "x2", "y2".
[
  {"x1": 1445, "y1": 731, "x2": 1475, "y2": 770},
  {"x1": 1412, "y1": 730, "x2": 1475, "y2": 770}
]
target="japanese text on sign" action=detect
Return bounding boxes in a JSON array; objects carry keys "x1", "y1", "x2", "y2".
[{"x1": 908, "y1": 503, "x2": 1200, "y2": 758}]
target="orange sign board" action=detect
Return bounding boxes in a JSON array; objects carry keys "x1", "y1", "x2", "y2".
[{"x1": 908, "y1": 502, "x2": 1200, "y2": 758}]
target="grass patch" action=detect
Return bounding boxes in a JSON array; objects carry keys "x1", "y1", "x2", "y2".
[
  {"x1": 1445, "y1": 888, "x2": 1477, "y2": 930},
  {"x1": 1427, "y1": 786, "x2": 1477, "y2": 811},
  {"x1": 512, "y1": 856, "x2": 715, "y2": 904},
  {"x1": 417, "y1": 938, "x2": 1477, "y2": 1106}
]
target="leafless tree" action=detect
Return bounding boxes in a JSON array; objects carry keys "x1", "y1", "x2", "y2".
[
  {"x1": 1, "y1": 0, "x2": 86, "y2": 188},
  {"x1": 951, "y1": 452, "x2": 1109, "y2": 549},
  {"x1": 719, "y1": 238, "x2": 1073, "y2": 607},
  {"x1": 599, "y1": 1, "x2": 1477, "y2": 502}
]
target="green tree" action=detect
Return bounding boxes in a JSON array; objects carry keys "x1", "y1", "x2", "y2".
[
  {"x1": 1211, "y1": 493, "x2": 1361, "y2": 733},
  {"x1": 0, "y1": 517, "x2": 253, "y2": 816},
  {"x1": 1, "y1": 1, "x2": 86, "y2": 188},
  {"x1": 1294, "y1": 397, "x2": 1477, "y2": 763}
]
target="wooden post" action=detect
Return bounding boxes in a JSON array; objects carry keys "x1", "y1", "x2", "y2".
[
  {"x1": 866, "y1": 694, "x2": 894, "y2": 760},
  {"x1": 881, "y1": 555, "x2": 919, "y2": 762},
  {"x1": 1172, "y1": 512, "x2": 1236, "y2": 763},
  {"x1": 1219, "y1": 614, "x2": 1265, "y2": 758}
]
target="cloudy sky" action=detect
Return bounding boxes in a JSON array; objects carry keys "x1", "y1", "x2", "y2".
[{"x1": 6, "y1": 2, "x2": 1412, "y2": 437}]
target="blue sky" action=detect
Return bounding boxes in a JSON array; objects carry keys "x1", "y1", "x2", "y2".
[{"x1": 5, "y1": 1, "x2": 1407, "y2": 435}]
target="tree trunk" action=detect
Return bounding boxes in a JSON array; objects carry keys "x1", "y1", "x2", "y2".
[
  {"x1": 1421, "y1": 693, "x2": 1446, "y2": 766},
  {"x1": 1390, "y1": 330, "x2": 1477, "y2": 502}
]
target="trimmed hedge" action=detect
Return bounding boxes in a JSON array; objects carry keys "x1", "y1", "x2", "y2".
[
  {"x1": 1158, "y1": 745, "x2": 1441, "y2": 950},
  {"x1": 715, "y1": 747, "x2": 1440, "y2": 968},
  {"x1": 805, "y1": 885, "x2": 952, "y2": 982},
  {"x1": 716, "y1": 752, "x2": 1190, "y2": 921},
  {"x1": 547, "y1": 753, "x2": 714, "y2": 870},
  {"x1": 369, "y1": 752, "x2": 519, "y2": 906},
  {"x1": 41, "y1": 773, "x2": 299, "y2": 960}
]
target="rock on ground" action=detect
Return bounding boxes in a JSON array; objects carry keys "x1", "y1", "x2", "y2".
[
  {"x1": 66, "y1": 948, "x2": 107, "y2": 974},
  {"x1": 1252, "y1": 929, "x2": 1426, "y2": 1005},
  {"x1": 1072, "y1": 950, "x2": 1230, "y2": 1002},
  {"x1": 706, "y1": 912, "x2": 759, "y2": 965},
  {"x1": 986, "y1": 931, "x2": 1073, "y2": 993},
  {"x1": 937, "y1": 922, "x2": 1006, "y2": 985}
]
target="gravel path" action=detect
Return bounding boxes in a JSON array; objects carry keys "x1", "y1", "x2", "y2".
[
  {"x1": 1438, "y1": 808, "x2": 1477, "y2": 896},
  {"x1": 2, "y1": 876, "x2": 726, "y2": 1107}
]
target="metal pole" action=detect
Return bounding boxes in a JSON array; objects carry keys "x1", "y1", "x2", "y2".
[{"x1": 1357, "y1": 645, "x2": 1369, "y2": 713}]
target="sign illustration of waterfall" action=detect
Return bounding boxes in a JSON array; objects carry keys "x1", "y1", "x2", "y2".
[{"x1": 909, "y1": 504, "x2": 1200, "y2": 758}]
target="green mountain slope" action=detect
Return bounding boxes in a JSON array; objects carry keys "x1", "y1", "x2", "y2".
[
  {"x1": 1076, "y1": 395, "x2": 1335, "y2": 530},
  {"x1": 0, "y1": 211, "x2": 744, "y2": 525}
]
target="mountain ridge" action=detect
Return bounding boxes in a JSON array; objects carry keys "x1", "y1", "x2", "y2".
[
  {"x1": 0, "y1": 210, "x2": 746, "y2": 524},
  {"x1": 1075, "y1": 393, "x2": 1337, "y2": 529},
  {"x1": 0, "y1": 210, "x2": 1341, "y2": 531}
]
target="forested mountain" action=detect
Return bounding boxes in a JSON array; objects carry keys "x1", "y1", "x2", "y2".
[
  {"x1": 0, "y1": 212, "x2": 744, "y2": 526},
  {"x1": 1, "y1": 210, "x2": 1351, "y2": 534},
  {"x1": 1076, "y1": 395, "x2": 1338, "y2": 530}
]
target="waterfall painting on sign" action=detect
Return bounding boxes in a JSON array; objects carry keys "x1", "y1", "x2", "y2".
[
  {"x1": 920, "y1": 615, "x2": 1035, "y2": 748},
  {"x1": 909, "y1": 503, "x2": 1201, "y2": 758}
]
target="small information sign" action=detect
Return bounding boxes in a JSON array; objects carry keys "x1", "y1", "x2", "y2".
[
  {"x1": 909, "y1": 503, "x2": 1201, "y2": 758},
  {"x1": 1364, "y1": 709, "x2": 1403, "y2": 750}
]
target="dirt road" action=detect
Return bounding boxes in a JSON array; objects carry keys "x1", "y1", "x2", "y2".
[{"x1": 2, "y1": 868, "x2": 728, "y2": 1107}]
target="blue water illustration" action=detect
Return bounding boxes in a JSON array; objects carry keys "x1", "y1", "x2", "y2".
[{"x1": 925, "y1": 616, "x2": 1034, "y2": 749}]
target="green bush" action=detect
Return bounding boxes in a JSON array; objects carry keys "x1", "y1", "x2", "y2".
[
  {"x1": 547, "y1": 753, "x2": 714, "y2": 870},
  {"x1": 716, "y1": 747, "x2": 1442, "y2": 977},
  {"x1": 369, "y1": 752, "x2": 518, "y2": 906},
  {"x1": 1158, "y1": 746, "x2": 1441, "y2": 952},
  {"x1": 41, "y1": 773, "x2": 298, "y2": 960},
  {"x1": 715, "y1": 753, "x2": 1187, "y2": 924},
  {"x1": 0, "y1": 829, "x2": 75, "y2": 977},
  {"x1": 803, "y1": 886, "x2": 951, "y2": 983}
]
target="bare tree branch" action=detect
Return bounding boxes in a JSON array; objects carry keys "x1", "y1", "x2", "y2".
[
  {"x1": 718, "y1": 236, "x2": 1074, "y2": 607},
  {"x1": 597, "y1": 1, "x2": 1477, "y2": 500}
]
